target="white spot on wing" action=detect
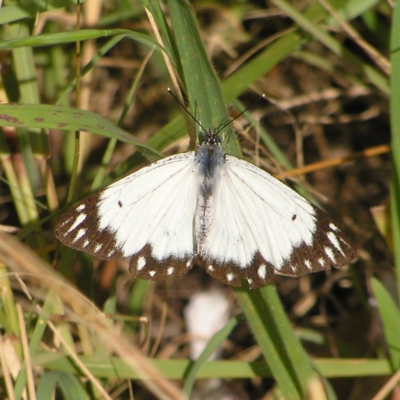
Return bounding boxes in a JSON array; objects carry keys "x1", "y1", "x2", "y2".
[
  {"x1": 167, "y1": 267, "x2": 174, "y2": 275},
  {"x1": 137, "y1": 256, "x2": 146, "y2": 271},
  {"x1": 73, "y1": 228, "x2": 86, "y2": 243},
  {"x1": 304, "y1": 260, "x2": 312, "y2": 270},
  {"x1": 208, "y1": 265, "x2": 214, "y2": 272},
  {"x1": 226, "y1": 273, "x2": 234, "y2": 282},
  {"x1": 83, "y1": 240, "x2": 90, "y2": 248},
  {"x1": 94, "y1": 243, "x2": 103, "y2": 252},
  {"x1": 327, "y1": 232, "x2": 344, "y2": 254},
  {"x1": 59, "y1": 217, "x2": 72, "y2": 228},
  {"x1": 186, "y1": 258, "x2": 193, "y2": 268},
  {"x1": 247, "y1": 278, "x2": 253, "y2": 285},
  {"x1": 149, "y1": 270, "x2": 156, "y2": 277},
  {"x1": 329, "y1": 223, "x2": 339, "y2": 231},
  {"x1": 290, "y1": 265, "x2": 297, "y2": 272},
  {"x1": 108, "y1": 249, "x2": 116, "y2": 257},
  {"x1": 67, "y1": 213, "x2": 87, "y2": 234},
  {"x1": 318, "y1": 258, "x2": 325, "y2": 266},
  {"x1": 76, "y1": 204, "x2": 86, "y2": 212},
  {"x1": 258, "y1": 264, "x2": 267, "y2": 279},
  {"x1": 324, "y1": 247, "x2": 335, "y2": 262}
]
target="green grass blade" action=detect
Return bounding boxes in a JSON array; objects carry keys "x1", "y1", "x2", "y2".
[
  {"x1": 182, "y1": 316, "x2": 240, "y2": 397},
  {"x1": 0, "y1": 29, "x2": 157, "y2": 51},
  {"x1": 36, "y1": 371, "x2": 90, "y2": 400},
  {"x1": 390, "y1": 0, "x2": 400, "y2": 303},
  {"x1": 371, "y1": 278, "x2": 400, "y2": 369},
  {"x1": 145, "y1": 0, "x2": 180, "y2": 70},
  {"x1": 0, "y1": 0, "x2": 81, "y2": 25},
  {"x1": 222, "y1": 31, "x2": 306, "y2": 101},
  {"x1": 34, "y1": 354, "x2": 393, "y2": 379},
  {"x1": 235, "y1": 284, "x2": 315, "y2": 399},
  {"x1": 167, "y1": 0, "x2": 240, "y2": 154}
]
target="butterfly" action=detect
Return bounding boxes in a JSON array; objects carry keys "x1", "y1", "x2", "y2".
[{"x1": 55, "y1": 127, "x2": 356, "y2": 289}]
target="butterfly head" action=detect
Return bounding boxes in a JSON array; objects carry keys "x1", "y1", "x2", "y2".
[{"x1": 202, "y1": 131, "x2": 222, "y2": 146}]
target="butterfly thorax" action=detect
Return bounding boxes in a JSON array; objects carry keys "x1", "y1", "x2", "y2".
[{"x1": 196, "y1": 132, "x2": 225, "y2": 197}]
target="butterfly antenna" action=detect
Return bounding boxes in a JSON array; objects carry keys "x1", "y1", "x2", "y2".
[
  {"x1": 216, "y1": 94, "x2": 266, "y2": 135},
  {"x1": 167, "y1": 88, "x2": 208, "y2": 134}
]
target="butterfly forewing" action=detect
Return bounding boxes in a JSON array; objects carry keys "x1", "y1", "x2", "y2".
[
  {"x1": 196, "y1": 154, "x2": 356, "y2": 288},
  {"x1": 55, "y1": 152, "x2": 199, "y2": 280},
  {"x1": 55, "y1": 192, "x2": 124, "y2": 259}
]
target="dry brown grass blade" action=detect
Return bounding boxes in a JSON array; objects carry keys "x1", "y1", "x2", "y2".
[{"x1": 275, "y1": 144, "x2": 389, "y2": 179}]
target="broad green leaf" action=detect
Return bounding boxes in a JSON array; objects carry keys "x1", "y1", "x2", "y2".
[{"x1": 0, "y1": 104, "x2": 162, "y2": 161}]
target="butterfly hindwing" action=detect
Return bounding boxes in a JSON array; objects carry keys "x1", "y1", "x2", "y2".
[
  {"x1": 55, "y1": 152, "x2": 199, "y2": 279},
  {"x1": 128, "y1": 244, "x2": 194, "y2": 281},
  {"x1": 200, "y1": 251, "x2": 276, "y2": 288}
]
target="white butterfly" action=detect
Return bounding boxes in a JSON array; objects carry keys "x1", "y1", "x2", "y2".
[{"x1": 55, "y1": 130, "x2": 356, "y2": 288}]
